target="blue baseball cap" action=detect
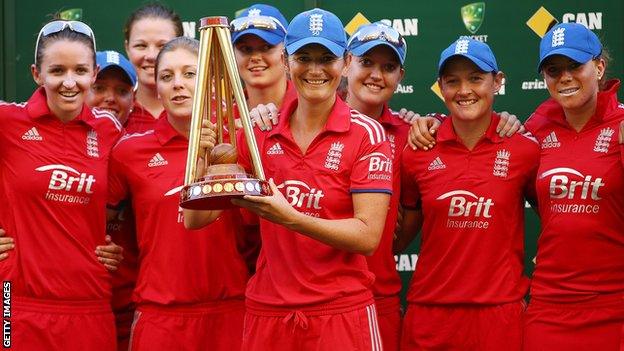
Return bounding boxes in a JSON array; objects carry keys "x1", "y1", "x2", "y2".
[
  {"x1": 285, "y1": 8, "x2": 347, "y2": 57},
  {"x1": 537, "y1": 23, "x2": 602, "y2": 72},
  {"x1": 348, "y1": 22, "x2": 407, "y2": 65},
  {"x1": 96, "y1": 51, "x2": 137, "y2": 87},
  {"x1": 438, "y1": 37, "x2": 498, "y2": 75},
  {"x1": 231, "y1": 4, "x2": 288, "y2": 46}
]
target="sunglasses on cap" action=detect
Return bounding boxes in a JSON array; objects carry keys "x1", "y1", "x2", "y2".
[
  {"x1": 35, "y1": 20, "x2": 96, "y2": 65},
  {"x1": 347, "y1": 24, "x2": 406, "y2": 48},
  {"x1": 230, "y1": 15, "x2": 287, "y2": 34}
]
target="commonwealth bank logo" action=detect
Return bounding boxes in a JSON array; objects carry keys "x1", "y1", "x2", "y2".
[{"x1": 461, "y1": 2, "x2": 485, "y2": 34}]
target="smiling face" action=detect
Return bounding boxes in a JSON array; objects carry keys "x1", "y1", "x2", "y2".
[
  {"x1": 287, "y1": 44, "x2": 345, "y2": 104},
  {"x1": 346, "y1": 45, "x2": 404, "y2": 109},
  {"x1": 156, "y1": 47, "x2": 197, "y2": 120},
  {"x1": 86, "y1": 68, "x2": 134, "y2": 125},
  {"x1": 542, "y1": 55, "x2": 604, "y2": 114},
  {"x1": 125, "y1": 17, "x2": 178, "y2": 89},
  {"x1": 439, "y1": 56, "x2": 502, "y2": 123},
  {"x1": 31, "y1": 39, "x2": 97, "y2": 121},
  {"x1": 234, "y1": 34, "x2": 285, "y2": 89}
]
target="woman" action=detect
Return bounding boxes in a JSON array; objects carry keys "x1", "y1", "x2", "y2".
[
  {"x1": 123, "y1": 3, "x2": 182, "y2": 133},
  {"x1": 398, "y1": 37, "x2": 539, "y2": 350},
  {"x1": 186, "y1": 9, "x2": 392, "y2": 350},
  {"x1": 0, "y1": 21, "x2": 123, "y2": 350},
  {"x1": 107, "y1": 37, "x2": 250, "y2": 351},
  {"x1": 86, "y1": 49, "x2": 139, "y2": 351},
  {"x1": 522, "y1": 23, "x2": 624, "y2": 351}
]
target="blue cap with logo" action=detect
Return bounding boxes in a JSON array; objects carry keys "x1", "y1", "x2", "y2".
[
  {"x1": 96, "y1": 51, "x2": 137, "y2": 87},
  {"x1": 438, "y1": 37, "x2": 498, "y2": 75},
  {"x1": 347, "y1": 22, "x2": 407, "y2": 65},
  {"x1": 537, "y1": 23, "x2": 602, "y2": 72},
  {"x1": 230, "y1": 4, "x2": 288, "y2": 46},
  {"x1": 285, "y1": 8, "x2": 347, "y2": 57}
]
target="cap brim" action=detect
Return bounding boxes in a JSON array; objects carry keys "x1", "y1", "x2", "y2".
[
  {"x1": 439, "y1": 53, "x2": 496, "y2": 75},
  {"x1": 98, "y1": 63, "x2": 136, "y2": 86},
  {"x1": 232, "y1": 29, "x2": 284, "y2": 46},
  {"x1": 537, "y1": 48, "x2": 594, "y2": 72},
  {"x1": 349, "y1": 40, "x2": 405, "y2": 65},
  {"x1": 286, "y1": 37, "x2": 345, "y2": 57}
]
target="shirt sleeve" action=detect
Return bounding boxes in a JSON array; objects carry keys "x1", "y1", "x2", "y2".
[
  {"x1": 350, "y1": 136, "x2": 393, "y2": 194},
  {"x1": 107, "y1": 146, "x2": 130, "y2": 209},
  {"x1": 236, "y1": 128, "x2": 253, "y2": 174},
  {"x1": 400, "y1": 147, "x2": 421, "y2": 209}
]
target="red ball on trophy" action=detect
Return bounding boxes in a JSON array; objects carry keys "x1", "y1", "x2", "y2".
[{"x1": 210, "y1": 143, "x2": 238, "y2": 165}]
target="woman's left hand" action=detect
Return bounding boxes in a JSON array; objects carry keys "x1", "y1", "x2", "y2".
[
  {"x1": 95, "y1": 235, "x2": 124, "y2": 272},
  {"x1": 231, "y1": 179, "x2": 299, "y2": 226}
]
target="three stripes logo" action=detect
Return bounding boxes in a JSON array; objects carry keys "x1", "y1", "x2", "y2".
[
  {"x1": 428, "y1": 156, "x2": 446, "y2": 171},
  {"x1": 148, "y1": 153, "x2": 168, "y2": 167},
  {"x1": 541, "y1": 131, "x2": 561, "y2": 149},
  {"x1": 22, "y1": 127, "x2": 43, "y2": 141},
  {"x1": 267, "y1": 142, "x2": 284, "y2": 155}
]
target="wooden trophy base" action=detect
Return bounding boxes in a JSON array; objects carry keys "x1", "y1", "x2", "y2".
[{"x1": 180, "y1": 164, "x2": 271, "y2": 210}]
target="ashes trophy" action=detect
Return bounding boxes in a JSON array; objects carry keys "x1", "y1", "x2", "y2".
[{"x1": 179, "y1": 16, "x2": 270, "y2": 210}]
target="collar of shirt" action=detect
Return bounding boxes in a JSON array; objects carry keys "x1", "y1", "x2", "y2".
[
  {"x1": 154, "y1": 111, "x2": 182, "y2": 146},
  {"x1": 267, "y1": 95, "x2": 351, "y2": 138},
  {"x1": 534, "y1": 79, "x2": 622, "y2": 129},
  {"x1": 437, "y1": 112, "x2": 503, "y2": 145},
  {"x1": 377, "y1": 104, "x2": 405, "y2": 128},
  {"x1": 26, "y1": 87, "x2": 98, "y2": 128}
]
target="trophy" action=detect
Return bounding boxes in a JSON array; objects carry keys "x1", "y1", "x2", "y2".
[{"x1": 180, "y1": 16, "x2": 271, "y2": 210}]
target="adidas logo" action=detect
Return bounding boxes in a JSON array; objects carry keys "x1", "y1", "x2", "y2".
[
  {"x1": 428, "y1": 156, "x2": 446, "y2": 171},
  {"x1": 22, "y1": 127, "x2": 42, "y2": 141},
  {"x1": 541, "y1": 131, "x2": 561, "y2": 149},
  {"x1": 148, "y1": 153, "x2": 168, "y2": 167},
  {"x1": 267, "y1": 142, "x2": 284, "y2": 155}
]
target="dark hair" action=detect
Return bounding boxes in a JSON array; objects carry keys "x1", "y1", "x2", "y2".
[
  {"x1": 35, "y1": 27, "x2": 96, "y2": 70},
  {"x1": 155, "y1": 37, "x2": 199, "y2": 79},
  {"x1": 598, "y1": 47, "x2": 611, "y2": 91},
  {"x1": 124, "y1": 2, "x2": 183, "y2": 42}
]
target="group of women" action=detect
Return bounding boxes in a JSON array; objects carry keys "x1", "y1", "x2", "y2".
[{"x1": 0, "y1": 2, "x2": 622, "y2": 351}]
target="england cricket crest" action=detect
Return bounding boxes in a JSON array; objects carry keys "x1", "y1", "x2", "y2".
[{"x1": 461, "y1": 2, "x2": 485, "y2": 34}]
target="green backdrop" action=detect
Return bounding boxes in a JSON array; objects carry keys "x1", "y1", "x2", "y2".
[{"x1": 2, "y1": 0, "x2": 623, "y2": 304}]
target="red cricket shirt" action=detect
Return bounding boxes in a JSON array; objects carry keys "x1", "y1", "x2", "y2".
[
  {"x1": 238, "y1": 96, "x2": 393, "y2": 307},
  {"x1": 124, "y1": 101, "x2": 160, "y2": 134},
  {"x1": 367, "y1": 106, "x2": 409, "y2": 299},
  {"x1": 0, "y1": 88, "x2": 122, "y2": 300},
  {"x1": 108, "y1": 116, "x2": 249, "y2": 305},
  {"x1": 525, "y1": 80, "x2": 624, "y2": 302},
  {"x1": 401, "y1": 113, "x2": 539, "y2": 304}
]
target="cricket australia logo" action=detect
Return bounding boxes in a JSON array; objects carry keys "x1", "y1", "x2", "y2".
[
  {"x1": 309, "y1": 14, "x2": 324, "y2": 35},
  {"x1": 86, "y1": 130, "x2": 99, "y2": 158},
  {"x1": 551, "y1": 27, "x2": 565, "y2": 47},
  {"x1": 493, "y1": 149, "x2": 510, "y2": 178},
  {"x1": 461, "y1": 2, "x2": 485, "y2": 34},
  {"x1": 593, "y1": 127, "x2": 614, "y2": 153},
  {"x1": 455, "y1": 39, "x2": 470, "y2": 54},
  {"x1": 324, "y1": 142, "x2": 344, "y2": 171}
]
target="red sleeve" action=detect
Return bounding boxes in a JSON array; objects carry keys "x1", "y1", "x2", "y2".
[
  {"x1": 620, "y1": 143, "x2": 624, "y2": 168},
  {"x1": 107, "y1": 146, "x2": 130, "y2": 208},
  {"x1": 236, "y1": 128, "x2": 252, "y2": 174},
  {"x1": 350, "y1": 137, "x2": 393, "y2": 194},
  {"x1": 400, "y1": 147, "x2": 421, "y2": 209}
]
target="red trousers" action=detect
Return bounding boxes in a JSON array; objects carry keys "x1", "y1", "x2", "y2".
[
  {"x1": 12, "y1": 297, "x2": 115, "y2": 351},
  {"x1": 523, "y1": 293, "x2": 624, "y2": 351},
  {"x1": 242, "y1": 299, "x2": 383, "y2": 350},
  {"x1": 129, "y1": 299, "x2": 245, "y2": 351},
  {"x1": 401, "y1": 300, "x2": 525, "y2": 351},
  {"x1": 376, "y1": 296, "x2": 402, "y2": 351}
]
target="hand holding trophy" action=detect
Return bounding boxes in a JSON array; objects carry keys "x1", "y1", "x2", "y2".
[{"x1": 180, "y1": 16, "x2": 271, "y2": 210}]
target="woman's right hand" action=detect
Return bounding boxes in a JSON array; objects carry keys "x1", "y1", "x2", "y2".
[
  {"x1": 250, "y1": 103, "x2": 279, "y2": 131},
  {"x1": 408, "y1": 116, "x2": 442, "y2": 150},
  {"x1": 0, "y1": 228, "x2": 15, "y2": 261}
]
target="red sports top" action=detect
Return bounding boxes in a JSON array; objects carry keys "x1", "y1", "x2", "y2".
[
  {"x1": 367, "y1": 106, "x2": 409, "y2": 299},
  {"x1": 108, "y1": 116, "x2": 249, "y2": 305},
  {"x1": 238, "y1": 96, "x2": 393, "y2": 307},
  {"x1": 401, "y1": 113, "x2": 539, "y2": 304},
  {"x1": 525, "y1": 80, "x2": 624, "y2": 302},
  {"x1": 124, "y1": 101, "x2": 160, "y2": 134},
  {"x1": 0, "y1": 88, "x2": 122, "y2": 300}
]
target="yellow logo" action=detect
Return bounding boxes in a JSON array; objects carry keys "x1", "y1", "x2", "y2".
[{"x1": 526, "y1": 7, "x2": 558, "y2": 38}]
